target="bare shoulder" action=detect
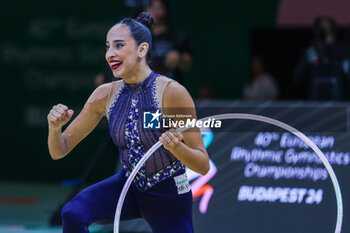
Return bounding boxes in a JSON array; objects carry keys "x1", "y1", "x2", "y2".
[
  {"x1": 88, "y1": 83, "x2": 113, "y2": 101},
  {"x1": 85, "y1": 82, "x2": 114, "y2": 116},
  {"x1": 163, "y1": 81, "x2": 194, "y2": 108}
]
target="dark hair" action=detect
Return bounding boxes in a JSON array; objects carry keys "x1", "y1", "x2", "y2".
[{"x1": 118, "y1": 12, "x2": 154, "y2": 61}]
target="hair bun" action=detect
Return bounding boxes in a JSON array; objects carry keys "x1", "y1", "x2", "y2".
[{"x1": 136, "y1": 12, "x2": 154, "y2": 30}]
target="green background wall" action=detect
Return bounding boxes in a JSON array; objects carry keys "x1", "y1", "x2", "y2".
[{"x1": 0, "y1": 0, "x2": 280, "y2": 182}]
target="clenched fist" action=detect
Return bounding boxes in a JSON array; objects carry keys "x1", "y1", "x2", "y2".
[
  {"x1": 159, "y1": 128, "x2": 183, "y2": 151},
  {"x1": 47, "y1": 104, "x2": 74, "y2": 130}
]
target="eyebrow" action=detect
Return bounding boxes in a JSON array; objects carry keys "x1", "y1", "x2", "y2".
[{"x1": 106, "y1": 39, "x2": 126, "y2": 44}]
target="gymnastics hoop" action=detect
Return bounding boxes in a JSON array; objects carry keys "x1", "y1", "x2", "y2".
[{"x1": 114, "y1": 113, "x2": 343, "y2": 233}]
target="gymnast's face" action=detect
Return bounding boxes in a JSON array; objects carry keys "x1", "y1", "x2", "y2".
[{"x1": 105, "y1": 24, "x2": 140, "y2": 79}]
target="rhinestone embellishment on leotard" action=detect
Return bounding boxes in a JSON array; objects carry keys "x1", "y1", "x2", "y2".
[
  {"x1": 125, "y1": 97, "x2": 147, "y2": 187},
  {"x1": 121, "y1": 77, "x2": 186, "y2": 191}
]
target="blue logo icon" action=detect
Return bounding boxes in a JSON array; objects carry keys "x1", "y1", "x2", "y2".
[{"x1": 143, "y1": 110, "x2": 162, "y2": 129}]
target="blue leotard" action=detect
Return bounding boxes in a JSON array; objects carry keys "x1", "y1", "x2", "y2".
[{"x1": 61, "y1": 71, "x2": 194, "y2": 233}]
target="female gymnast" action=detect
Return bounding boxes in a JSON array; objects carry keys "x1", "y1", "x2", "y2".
[{"x1": 47, "y1": 12, "x2": 209, "y2": 233}]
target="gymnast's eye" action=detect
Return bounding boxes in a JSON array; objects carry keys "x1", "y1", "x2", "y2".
[{"x1": 116, "y1": 43, "x2": 124, "y2": 49}]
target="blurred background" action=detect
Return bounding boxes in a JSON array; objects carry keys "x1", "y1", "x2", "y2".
[{"x1": 1, "y1": 0, "x2": 350, "y2": 232}]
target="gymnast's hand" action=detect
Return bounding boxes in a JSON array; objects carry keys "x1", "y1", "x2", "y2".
[
  {"x1": 159, "y1": 128, "x2": 183, "y2": 150},
  {"x1": 47, "y1": 104, "x2": 74, "y2": 130}
]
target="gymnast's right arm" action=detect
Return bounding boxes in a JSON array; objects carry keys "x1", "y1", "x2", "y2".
[{"x1": 47, "y1": 83, "x2": 111, "y2": 160}]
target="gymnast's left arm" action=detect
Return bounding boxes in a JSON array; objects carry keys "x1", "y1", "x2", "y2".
[{"x1": 160, "y1": 81, "x2": 210, "y2": 175}]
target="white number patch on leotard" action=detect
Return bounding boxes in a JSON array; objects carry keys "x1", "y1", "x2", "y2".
[{"x1": 174, "y1": 173, "x2": 191, "y2": 194}]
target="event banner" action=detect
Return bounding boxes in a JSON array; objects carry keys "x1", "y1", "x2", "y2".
[{"x1": 190, "y1": 101, "x2": 349, "y2": 233}]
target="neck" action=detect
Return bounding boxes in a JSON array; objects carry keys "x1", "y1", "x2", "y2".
[{"x1": 123, "y1": 63, "x2": 152, "y2": 84}]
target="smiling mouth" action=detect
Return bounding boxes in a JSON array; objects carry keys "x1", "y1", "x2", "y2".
[{"x1": 109, "y1": 61, "x2": 123, "y2": 70}]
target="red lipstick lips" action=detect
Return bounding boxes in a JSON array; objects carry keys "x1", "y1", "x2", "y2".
[{"x1": 109, "y1": 60, "x2": 122, "y2": 70}]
